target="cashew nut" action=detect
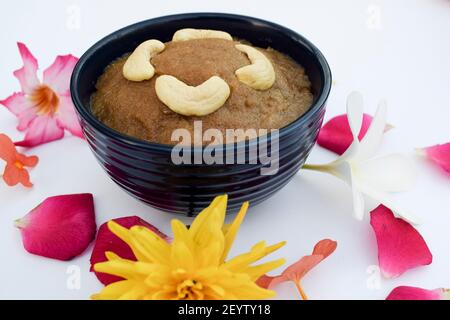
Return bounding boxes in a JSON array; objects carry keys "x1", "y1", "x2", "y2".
[
  {"x1": 155, "y1": 75, "x2": 230, "y2": 116},
  {"x1": 123, "y1": 40, "x2": 165, "y2": 81},
  {"x1": 172, "y1": 28, "x2": 233, "y2": 42},
  {"x1": 234, "y1": 44, "x2": 275, "y2": 90}
]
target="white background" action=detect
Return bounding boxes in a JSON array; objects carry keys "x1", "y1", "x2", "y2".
[{"x1": 0, "y1": 0, "x2": 449, "y2": 300}]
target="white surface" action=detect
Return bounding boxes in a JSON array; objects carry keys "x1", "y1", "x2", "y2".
[{"x1": 1, "y1": 0, "x2": 449, "y2": 300}]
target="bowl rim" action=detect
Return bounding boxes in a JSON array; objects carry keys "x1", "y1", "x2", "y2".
[{"x1": 70, "y1": 12, "x2": 332, "y2": 153}]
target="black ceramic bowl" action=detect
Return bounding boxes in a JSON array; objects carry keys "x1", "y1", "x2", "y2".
[{"x1": 71, "y1": 13, "x2": 331, "y2": 216}]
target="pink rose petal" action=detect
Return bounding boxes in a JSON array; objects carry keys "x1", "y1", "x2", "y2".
[
  {"x1": 15, "y1": 116, "x2": 65, "y2": 147},
  {"x1": 15, "y1": 194, "x2": 96, "y2": 261},
  {"x1": 370, "y1": 205, "x2": 432, "y2": 278},
  {"x1": 317, "y1": 113, "x2": 392, "y2": 155},
  {"x1": 90, "y1": 216, "x2": 170, "y2": 285},
  {"x1": 43, "y1": 55, "x2": 78, "y2": 95},
  {"x1": 386, "y1": 286, "x2": 450, "y2": 300},
  {"x1": 13, "y1": 42, "x2": 40, "y2": 94},
  {"x1": 418, "y1": 143, "x2": 450, "y2": 174}
]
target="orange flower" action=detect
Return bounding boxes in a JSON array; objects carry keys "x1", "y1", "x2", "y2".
[{"x1": 0, "y1": 133, "x2": 38, "y2": 187}]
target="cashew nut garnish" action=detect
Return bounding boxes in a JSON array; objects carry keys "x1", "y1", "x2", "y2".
[
  {"x1": 122, "y1": 40, "x2": 165, "y2": 81},
  {"x1": 234, "y1": 44, "x2": 275, "y2": 90},
  {"x1": 172, "y1": 28, "x2": 233, "y2": 42},
  {"x1": 155, "y1": 75, "x2": 230, "y2": 116}
]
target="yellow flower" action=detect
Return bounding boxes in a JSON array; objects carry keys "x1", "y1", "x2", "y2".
[{"x1": 92, "y1": 195, "x2": 286, "y2": 300}]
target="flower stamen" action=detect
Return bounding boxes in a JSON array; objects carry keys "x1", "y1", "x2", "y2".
[
  {"x1": 177, "y1": 279, "x2": 204, "y2": 300},
  {"x1": 30, "y1": 85, "x2": 59, "y2": 116},
  {"x1": 14, "y1": 160, "x2": 24, "y2": 169}
]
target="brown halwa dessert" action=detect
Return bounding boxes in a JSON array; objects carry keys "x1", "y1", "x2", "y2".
[{"x1": 91, "y1": 38, "x2": 313, "y2": 145}]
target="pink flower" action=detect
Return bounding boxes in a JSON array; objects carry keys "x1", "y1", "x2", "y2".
[
  {"x1": 417, "y1": 143, "x2": 450, "y2": 175},
  {"x1": 370, "y1": 205, "x2": 432, "y2": 278},
  {"x1": 0, "y1": 43, "x2": 82, "y2": 147},
  {"x1": 386, "y1": 286, "x2": 450, "y2": 300}
]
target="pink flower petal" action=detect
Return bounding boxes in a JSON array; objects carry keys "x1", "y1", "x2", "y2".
[
  {"x1": 317, "y1": 113, "x2": 392, "y2": 155},
  {"x1": 386, "y1": 286, "x2": 450, "y2": 300},
  {"x1": 418, "y1": 143, "x2": 450, "y2": 174},
  {"x1": 370, "y1": 205, "x2": 432, "y2": 278},
  {"x1": 0, "y1": 92, "x2": 38, "y2": 131},
  {"x1": 56, "y1": 94, "x2": 83, "y2": 138},
  {"x1": 15, "y1": 194, "x2": 96, "y2": 261},
  {"x1": 13, "y1": 43, "x2": 40, "y2": 94},
  {"x1": 90, "y1": 216, "x2": 170, "y2": 285},
  {"x1": 43, "y1": 55, "x2": 78, "y2": 95},
  {"x1": 15, "y1": 116, "x2": 64, "y2": 147}
]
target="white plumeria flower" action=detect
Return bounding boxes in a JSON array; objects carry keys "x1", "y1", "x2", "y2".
[{"x1": 304, "y1": 92, "x2": 419, "y2": 223}]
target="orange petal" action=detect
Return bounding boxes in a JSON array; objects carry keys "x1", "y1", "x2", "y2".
[
  {"x1": 18, "y1": 167, "x2": 33, "y2": 188},
  {"x1": 0, "y1": 133, "x2": 17, "y2": 163},
  {"x1": 16, "y1": 153, "x2": 39, "y2": 168},
  {"x1": 312, "y1": 239, "x2": 338, "y2": 259},
  {"x1": 282, "y1": 254, "x2": 325, "y2": 283},
  {"x1": 257, "y1": 239, "x2": 337, "y2": 294},
  {"x1": 3, "y1": 163, "x2": 33, "y2": 188},
  {"x1": 3, "y1": 164, "x2": 20, "y2": 186}
]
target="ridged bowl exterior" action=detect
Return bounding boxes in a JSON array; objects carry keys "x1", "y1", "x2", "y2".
[{"x1": 71, "y1": 13, "x2": 332, "y2": 215}]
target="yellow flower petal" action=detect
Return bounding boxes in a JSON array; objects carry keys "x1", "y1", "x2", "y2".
[
  {"x1": 224, "y1": 241, "x2": 286, "y2": 272},
  {"x1": 107, "y1": 221, "x2": 149, "y2": 262},
  {"x1": 232, "y1": 282, "x2": 276, "y2": 300},
  {"x1": 221, "y1": 201, "x2": 249, "y2": 262},
  {"x1": 171, "y1": 239, "x2": 195, "y2": 271},
  {"x1": 189, "y1": 195, "x2": 227, "y2": 241},
  {"x1": 129, "y1": 226, "x2": 171, "y2": 264},
  {"x1": 118, "y1": 284, "x2": 149, "y2": 300},
  {"x1": 92, "y1": 280, "x2": 136, "y2": 300},
  {"x1": 171, "y1": 219, "x2": 193, "y2": 251},
  {"x1": 244, "y1": 258, "x2": 286, "y2": 281},
  {"x1": 197, "y1": 240, "x2": 223, "y2": 268},
  {"x1": 94, "y1": 260, "x2": 138, "y2": 280},
  {"x1": 105, "y1": 251, "x2": 122, "y2": 261}
]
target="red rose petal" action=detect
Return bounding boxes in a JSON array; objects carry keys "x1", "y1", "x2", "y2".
[
  {"x1": 15, "y1": 194, "x2": 96, "y2": 260},
  {"x1": 419, "y1": 143, "x2": 450, "y2": 174},
  {"x1": 386, "y1": 286, "x2": 450, "y2": 300},
  {"x1": 370, "y1": 205, "x2": 432, "y2": 278},
  {"x1": 317, "y1": 113, "x2": 392, "y2": 155},
  {"x1": 90, "y1": 216, "x2": 170, "y2": 285}
]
